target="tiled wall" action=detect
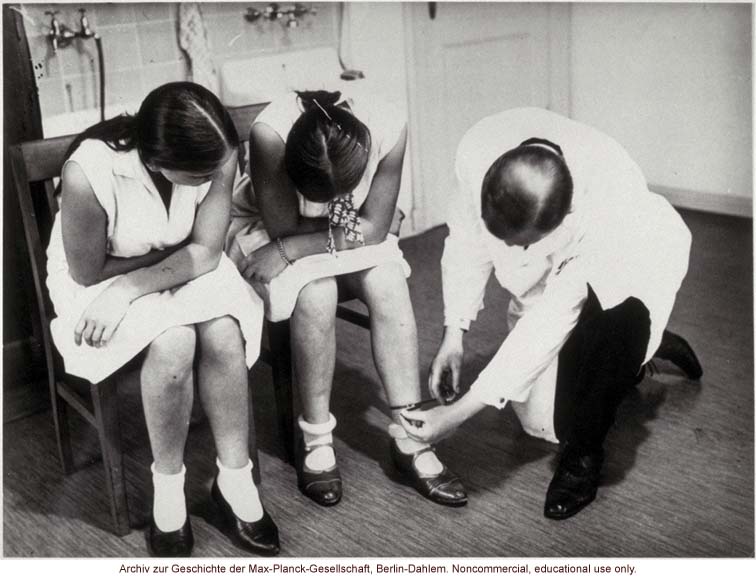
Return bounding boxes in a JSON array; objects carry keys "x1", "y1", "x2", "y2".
[{"x1": 22, "y1": 2, "x2": 338, "y2": 119}]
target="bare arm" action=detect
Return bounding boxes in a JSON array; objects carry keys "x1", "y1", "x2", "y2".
[
  {"x1": 114, "y1": 148, "x2": 238, "y2": 301},
  {"x1": 69, "y1": 149, "x2": 238, "y2": 348},
  {"x1": 61, "y1": 162, "x2": 184, "y2": 286},
  {"x1": 249, "y1": 122, "x2": 313, "y2": 238},
  {"x1": 283, "y1": 123, "x2": 408, "y2": 258},
  {"x1": 239, "y1": 121, "x2": 407, "y2": 283},
  {"x1": 356, "y1": 123, "x2": 408, "y2": 245},
  {"x1": 248, "y1": 120, "x2": 407, "y2": 261},
  {"x1": 99, "y1": 240, "x2": 188, "y2": 280}
]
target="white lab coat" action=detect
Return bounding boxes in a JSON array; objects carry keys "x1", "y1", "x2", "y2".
[{"x1": 442, "y1": 108, "x2": 691, "y2": 442}]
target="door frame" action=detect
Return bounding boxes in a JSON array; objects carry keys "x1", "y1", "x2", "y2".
[{"x1": 402, "y1": 2, "x2": 572, "y2": 234}]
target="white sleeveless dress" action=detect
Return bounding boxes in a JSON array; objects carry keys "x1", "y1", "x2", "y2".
[
  {"x1": 226, "y1": 90, "x2": 411, "y2": 321},
  {"x1": 47, "y1": 139, "x2": 264, "y2": 383}
]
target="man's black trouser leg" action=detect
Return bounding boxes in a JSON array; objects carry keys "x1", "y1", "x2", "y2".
[
  {"x1": 553, "y1": 285, "x2": 651, "y2": 453},
  {"x1": 545, "y1": 286, "x2": 651, "y2": 519}
]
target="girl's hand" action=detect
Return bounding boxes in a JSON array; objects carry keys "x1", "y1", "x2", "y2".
[
  {"x1": 240, "y1": 241, "x2": 288, "y2": 284},
  {"x1": 74, "y1": 284, "x2": 133, "y2": 347}
]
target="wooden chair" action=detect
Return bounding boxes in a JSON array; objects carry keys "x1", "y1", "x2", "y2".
[{"x1": 10, "y1": 134, "x2": 133, "y2": 535}]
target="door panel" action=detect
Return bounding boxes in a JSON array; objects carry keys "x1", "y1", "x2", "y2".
[{"x1": 406, "y1": 2, "x2": 570, "y2": 231}]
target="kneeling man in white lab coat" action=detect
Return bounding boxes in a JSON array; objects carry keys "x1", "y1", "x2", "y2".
[{"x1": 400, "y1": 108, "x2": 702, "y2": 519}]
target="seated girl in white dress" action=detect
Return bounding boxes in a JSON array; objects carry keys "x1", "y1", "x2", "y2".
[
  {"x1": 227, "y1": 89, "x2": 467, "y2": 508},
  {"x1": 47, "y1": 82, "x2": 279, "y2": 557}
]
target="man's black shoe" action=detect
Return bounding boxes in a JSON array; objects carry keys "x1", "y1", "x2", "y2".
[
  {"x1": 653, "y1": 330, "x2": 703, "y2": 379},
  {"x1": 544, "y1": 445, "x2": 603, "y2": 520}
]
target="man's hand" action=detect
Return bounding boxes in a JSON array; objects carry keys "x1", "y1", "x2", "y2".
[
  {"x1": 240, "y1": 241, "x2": 288, "y2": 284},
  {"x1": 399, "y1": 392, "x2": 487, "y2": 445},
  {"x1": 399, "y1": 404, "x2": 464, "y2": 444},
  {"x1": 428, "y1": 327, "x2": 465, "y2": 402}
]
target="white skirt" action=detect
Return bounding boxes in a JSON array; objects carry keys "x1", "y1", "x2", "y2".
[
  {"x1": 48, "y1": 254, "x2": 263, "y2": 383},
  {"x1": 226, "y1": 218, "x2": 411, "y2": 322}
]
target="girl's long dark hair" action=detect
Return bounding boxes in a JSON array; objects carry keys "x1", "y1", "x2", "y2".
[
  {"x1": 62, "y1": 81, "x2": 238, "y2": 176},
  {"x1": 285, "y1": 90, "x2": 371, "y2": 203}
]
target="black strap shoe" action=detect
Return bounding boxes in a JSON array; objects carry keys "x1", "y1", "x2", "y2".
[
  {"x1": 390, "y1": 440, "x2": 468, "y2": 507},
  {"x1": 147, "y1": 515, "x2": 194, "y2": 557},
  {"x1": 296, "y1": 438, "x2": 343, "y2": 507},
  {"x1": 653, "y1": 330, "x2": 703, "y2": 379},
  {"x1": 211, "y1": 479, "x2": 280, "y2": 556},
  {"x1": 544, "y1": 445, "x2": 603, "y2": 520}
]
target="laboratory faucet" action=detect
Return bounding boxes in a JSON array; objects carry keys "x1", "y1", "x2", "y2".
[
  {"x1": 46, "y1": 8, "x2": 97, "y2": 53},
  {"x1": 77, "y1": 9, "x2": 95, "y2": 39},
  {"x1": 245, "y1": 3, "x2": 317, "y2": 28},
  {"x1": 45, "y1": 10, "x2": 75, "y2": 53}
]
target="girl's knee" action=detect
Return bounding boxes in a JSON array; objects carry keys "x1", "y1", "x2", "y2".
[
  {"x1": 362, "y1": 262, "x2": 407, "y2": 292},
  {"x1": 146, "y1": 326, "x2": 196, "y2": 381},
  {"x1": 360, "y1": 263, "x2": 410, "y2": 312},
  {"x1": 197, "y1": 315, "x2": 243, "y2": 360},
  {"x1": 295, "y1": 277, "x2": 337, "y2": 319}
]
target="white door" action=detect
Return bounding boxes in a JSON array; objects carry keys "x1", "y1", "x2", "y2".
[{"x1": 404, "y1": 2, "x2": 571, "y2": 232}]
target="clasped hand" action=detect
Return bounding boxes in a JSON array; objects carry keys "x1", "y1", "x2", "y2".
[
  {"x1": 74, "y1": 283, "x2": 132, "y2": 347},
  {"x1": 239, "y1": 241, "x2": 288, "y2": 285}
]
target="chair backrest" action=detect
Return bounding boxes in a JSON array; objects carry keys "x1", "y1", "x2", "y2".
[
  {"x1": 9, "y1": 135, "x2": 73, "y2": 351},
  {"x1": 9, "y1": 102, "x2": 267, "y2": 379}
]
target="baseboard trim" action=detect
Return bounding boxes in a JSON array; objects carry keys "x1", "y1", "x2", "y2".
[
  {"x1": 651, "y1": 185, "x2": 752, "y2": 218},
  {"x1": 3, "y1": 337, "x2": 49, "y2": 422}
]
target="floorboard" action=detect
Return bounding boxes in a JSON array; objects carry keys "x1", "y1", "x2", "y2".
[{"x1": 3, "y1": 209, "x2": 753, "y2": 557}]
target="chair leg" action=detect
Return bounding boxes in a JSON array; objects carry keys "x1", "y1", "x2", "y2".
[
  {"x1": 91, "y1": 378, "x2": 130, "y2": 536},
  {"x1": 267, "y1": 319, "x2": 296, "y2": 465},
  {"x1": 248, "y1": 389, "x2": 262, "y2": 486},
  {"x1": 50, "y1": 378, "x2": 74, "y2": 474},
  {"x1": 40, "y1": 337, "x2": 74, "y2": 473}
]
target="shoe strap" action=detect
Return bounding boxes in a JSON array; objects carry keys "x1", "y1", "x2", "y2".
[
  {"x1": 409, "y1": 446, "x2": 436, "y2": 460},
  {"x1": 394, "y1": 441, "x2": 442, "y2": 475},
  {"x1": 303, "y1": 441, "x2": 335, "y2": 455}
]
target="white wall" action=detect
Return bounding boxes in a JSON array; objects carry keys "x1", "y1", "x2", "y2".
[
  {"x1": 570, "y1": 2, "x2": 752, "y2": 216},
  {"x1": 344, "y1": 2, "x2": 415, "y2": 229}
]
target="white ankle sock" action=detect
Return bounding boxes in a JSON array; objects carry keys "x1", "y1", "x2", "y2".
[
  {"x1": 388, "y1": 423, "x2": 443, "y2": 476},
  {"x1": 152, "y1": 463, "x2": 187, "y2": 532},
  {"x1": 217, "y1": 459, "x2": 263, "y2": 522},
  {"x1": 298, "y1": 413, "x2": 337, "y2": 471}
]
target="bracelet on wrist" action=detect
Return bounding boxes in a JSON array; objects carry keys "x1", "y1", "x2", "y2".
[{"x1": 276, "y1": 237, "x2": 293, "y2": 267}]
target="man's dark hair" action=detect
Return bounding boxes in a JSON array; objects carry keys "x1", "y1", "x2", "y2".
[{"x1": 481, "y1": 140, "x2": 573, "y2": 240}]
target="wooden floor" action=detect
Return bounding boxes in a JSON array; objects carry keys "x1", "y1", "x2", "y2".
[{"x1": 3, "y1": 209, "x2": 753, "y2": 557}]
